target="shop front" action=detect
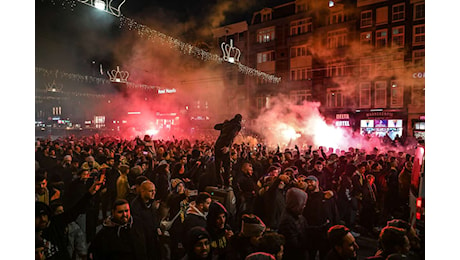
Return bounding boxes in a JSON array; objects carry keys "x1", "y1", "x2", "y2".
[{"x1": 355, "y1": 109, "x2": 408, "y2": 140}]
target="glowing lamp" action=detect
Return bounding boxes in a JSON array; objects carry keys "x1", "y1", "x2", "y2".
[
  {"x1": 94, "y1": 0, "x2": 106, "y2": 10},
  {"x1": 329, "y1": 1, "x2": 335, "y2": 7}
]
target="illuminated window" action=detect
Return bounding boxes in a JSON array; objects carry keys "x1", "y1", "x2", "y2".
[
  {"x1": 361, "y1": 10, "x2": 372, "y2": 28},
  {"x1": 290, "y1": 18, "x2": 312, "y2": 36},
  {"x1": 392, "y1": 3, "x2": 405, "y2": 22},
  {"x1": 376, "y1": 29, "x2": 388, "y2": 48},
  {"x1": 390, "y1": 81, "x2": 404, "y2": 107},
  {"x1": 413, "y1": 25, "x2": 425, "y2": 46},
  {"x1": 327, "y1": 88, "x2": 343, "y2": 107},
  {"x1": 414, "y1": 3, "x2": 425, "y2": 21},
  {"x1": 392, "y1": 26, "x2": 404, "y2": 47},
  {"x1": 290, "y1": 67, "x2": 311, "y2": 81},
  {"x1": 413, "y1": 49, "x2": 425, "y2": 66},
  {"x1": 257, "y1": 27, "x2": 275, "y2": 43},
  {"x1": 290, "y1": 45, "x2": 308, "y2": 58},
  {"x1": 360, "y1": 32, "x2": 372, "y2": 45},
  {"x1": 374, "y1": 81, "x2": 387, "y2": 107},
  {"x1": 257, "y1": 51, "x2": 275, "y2": 63},
  {"x1": 360, "y1": 82, "x2": 371, "y2": 107},
  {"x1": 327, "y1": 29, "x2": 347, "y2": 48}
]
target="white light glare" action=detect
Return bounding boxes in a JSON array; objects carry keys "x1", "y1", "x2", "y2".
[
  {"x1": 329, "y1": 1, "x2": 335, "y2": 7},
  {"x1": 94, "y1": 0, "x2": 106, "y2": 11}
]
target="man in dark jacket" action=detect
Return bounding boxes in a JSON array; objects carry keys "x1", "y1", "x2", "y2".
[
  {"x1": 303, "y1": 175, "x2": 340, "y2": 260},
  {"x1": 130, "y1": 180, "x2": 162, "y2": 260},
  {"x1": 278, "y1": 187, "x2": 309, "y2": 260},
  {"x1": 236, "y1": 161, "x2": 258, "y2": 215},
  {"x1": 263, "y1": 174, "x2": 288, "y2": 231},
  {"x1": 35, "y1": 176, "x2": 104, "y2": 260},
  {"x1": 214, "y1": 114, "x2": 242, "y2": 188},
  {"x1": 88, "y1": 199, "x2": 148, "y2": 260}
]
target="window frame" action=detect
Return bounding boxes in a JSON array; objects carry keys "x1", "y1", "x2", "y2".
[
  {"x1": 413, "y1": 2, "x2": 425, "y2": 21},
  {"x1": 375, "y1": 29, "x2": 388, "y2": 48},
  {"x1": 392, "y1": 3, "x2": 405, "y2": 22},
  {"x1": 374, "y1": 81, "x2": 387, "y2": 107},
  {"x1": 290, "y1": 67, "x2": 311, "y2": 81},
  {"x1": 359, "y1": 82, "x2": 372, "y2": 108},
  {"x1": 390, "y1": 81, "x2": 404, "y2": 107},
  {"x1": 257, "y1": 51, "x2": 276, "y2": 63},
  {"x1": 327, "y1": 29, "x2": 348, "y2": 48},
  {"x1": 290, "y1": 18, "x2": 312, "y2": 36},
  {"x1": 412, "y1": 49, "x2": 425, "y2": 66},
  {"x1": 327, "y1": 88, "x2": 344, "y2": 108},
  {"x1": 413, "y1": 24, "x2": 425, "y2": 46},
  {"x1": 392, "y1": 26, "x2": 405, "y2": 48},
  {"x1": 257, "y1": 27, "x2": 276, "y2": 43},
  {"x1": 360, "y1": 10, "x2": 373, "y2": 28}
]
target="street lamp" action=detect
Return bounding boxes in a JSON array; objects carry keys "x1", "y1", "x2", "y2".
[
  {"x1": 76, "y1": 0, "x2": 126, "y2": 17},
  {"x1": 94, "y1": 0, "x2": 106, "y2": 11}
]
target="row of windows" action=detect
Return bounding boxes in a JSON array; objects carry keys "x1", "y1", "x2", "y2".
[
  {"x1": 256, "y1": 49, "x2": 424, "y2": 79},
  {"x1": 256, "y1": 82, "x2": 424, "y2": 109},
  {"x1": 360, "y1": 2, "x2": 424, "y2": 28},
  {"x1": 358, "y1": 81, "x2": 404, "y2": 108},
  {"x1": 360, "y1": 25, "x2": 425, "y2": 48}
]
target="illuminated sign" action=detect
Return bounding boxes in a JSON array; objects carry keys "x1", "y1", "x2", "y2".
[
  {"x1": 127, "y1": 112, "x2": 141, "y2": 115},
  {"x1": 158, "y1": 88, "x2": 177, "y2": 94},
  {"x1": 336, "y1": 114, "x2": 349, "y2": 120},
  {"x1": 412, "y1": 72, "x2": 425, "y2": 79},
  {"x1": 335, "y1": 121, "x2": 350, "y2": 127}
]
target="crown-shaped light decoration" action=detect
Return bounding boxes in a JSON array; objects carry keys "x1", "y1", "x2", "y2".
[
  {"x1": 45, "y1": 80, "x2": 63, "y2": 93},
  {"x1": 221, "y1": 39, "x2": 241, "y2": 64},
  {"x1": 77, "y1": 0, "x2": 126, "y2": 17},
  {"x1": 107, "y1": 66, "x2": 129, "y2": 83}
]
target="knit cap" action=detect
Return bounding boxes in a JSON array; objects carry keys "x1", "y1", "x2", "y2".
[{"x1": 241, "y1": 214, "x2": 266, "y2": 237}]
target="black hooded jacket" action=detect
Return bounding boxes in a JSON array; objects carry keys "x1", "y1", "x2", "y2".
[
  {"x1": 214, "y1": 115, "x2": 242, "y2": 150},
  {"x1": 36, "y1": 192, "x2": 94, "y2": 260},
  {"x1": 206, "y1": 202, "x2": 233, "y2": 259}
]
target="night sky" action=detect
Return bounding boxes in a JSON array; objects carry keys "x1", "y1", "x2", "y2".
[{"x1": 36, "y1": 0, "x2": 288, "y2": 73}]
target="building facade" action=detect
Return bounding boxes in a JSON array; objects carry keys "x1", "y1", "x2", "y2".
[{"x1": 212, "y1": 0, "x2": 425, "y2": 140}]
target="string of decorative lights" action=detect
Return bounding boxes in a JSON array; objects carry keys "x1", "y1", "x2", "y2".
[
  {"x1": 119, "y1": 15, "x2": 281, "y2": 84},
  {"x1": 40, "y1": 0, "x2": 282, "y2": 84},
  {"x1": 36, "y1": 67, "x2": 161, "y2": 91}
]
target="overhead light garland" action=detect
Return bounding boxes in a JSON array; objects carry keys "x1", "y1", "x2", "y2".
[
  {"x1": 36, "y1": 67, "x2": 161, "y2": 91},
  {"x1": 119, "y1": 15, "x2": 281, "y2": 84},
  {"x1": 41, "y1": 1, "x2": 282, "y2": 84}
]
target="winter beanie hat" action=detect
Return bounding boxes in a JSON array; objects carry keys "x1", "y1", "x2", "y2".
[
  {"x1": 171, "y1": 178, "x2": 184, "y2": 191},
  {"x1": 241, "y1": 214, "x2": 266, "y2": 237},
  {"x1": 285, "y1": 187, "x2": 308, "y2": 215},
  {"x1": 186, "y1": 226, "x2": 210, "y2": 250}
]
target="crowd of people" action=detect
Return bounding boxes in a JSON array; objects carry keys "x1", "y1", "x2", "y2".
[{"x1": 35, "y1": 118, "x2": 424, "y2": 260}]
